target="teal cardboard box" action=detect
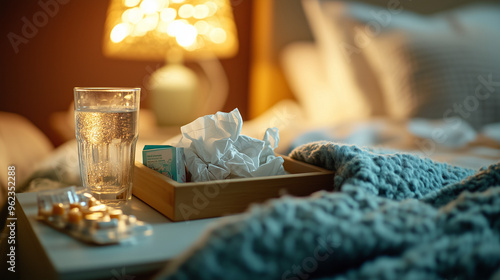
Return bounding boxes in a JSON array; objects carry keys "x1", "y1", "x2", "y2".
[{"x1": 142, "y1": 145, "x2": 186, "y2": 183}]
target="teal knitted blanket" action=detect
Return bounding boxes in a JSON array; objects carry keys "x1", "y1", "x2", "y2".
[{"x1": 157, "y1": 141, "x2": 500, "y2": 280}]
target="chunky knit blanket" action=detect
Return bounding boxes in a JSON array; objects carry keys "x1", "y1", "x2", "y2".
[{"x1": 157, "y1": 141, "x2": 500, "y2": 280}]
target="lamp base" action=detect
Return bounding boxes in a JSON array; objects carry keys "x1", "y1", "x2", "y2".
[{"x1": 149, "y1": 63, "x2": 199, "y2": 126}]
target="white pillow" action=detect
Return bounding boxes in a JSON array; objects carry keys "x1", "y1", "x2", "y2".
[
  {"x1": 303, "y1": 0, "x2": 500, "y2": 128},
  {"x1": 365, "y1": 29, "x2": 500, "y2": 128},
  {"x1": 301, "y1": 0, "x2": 380, "y2": 117},
  {"x1": 302, "y1": 0, "x2": 398, "y2": 115},
  {"x1": 361, "y1": 4, "x2": 500, "y2": 128},
  {"x1": 280, "y1": 42, "x2": 371, "y2": 125}
]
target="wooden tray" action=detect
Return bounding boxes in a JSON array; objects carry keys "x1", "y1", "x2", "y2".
[{"x1": 132, "y1": 156, "x2": 334, "y2": 221}]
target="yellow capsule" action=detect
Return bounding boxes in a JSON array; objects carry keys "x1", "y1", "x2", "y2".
[
  {"x1": 68, "y1": 208, "x2": 83, "y2": 224},
  {"x1": 108, "y1": 209, "x2": 123, "y2": 221},
  {"x1": 52, "y1": 203, "x2": 65, "y2": 216}
]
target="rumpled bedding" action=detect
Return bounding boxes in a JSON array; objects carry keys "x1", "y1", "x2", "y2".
[
  {"x1": 156, "y1": 141, "x2": 500, "y2": 280},
  {"x1": 285, "y1": 118, "x2": 500, "y2": 170}
]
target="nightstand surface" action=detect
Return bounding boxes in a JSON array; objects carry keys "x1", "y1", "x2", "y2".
[{"x1": 16, "y1": 192, "x2": 219, "y2": 279}]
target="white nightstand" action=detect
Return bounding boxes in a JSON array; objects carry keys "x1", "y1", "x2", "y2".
[{"x1": 16, "y1": 192, "x2": 220, "y2": 279}]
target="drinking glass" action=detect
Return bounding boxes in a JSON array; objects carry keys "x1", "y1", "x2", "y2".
[{"x1": 74, "y1": 87, "x2": 140, "y2": 205}]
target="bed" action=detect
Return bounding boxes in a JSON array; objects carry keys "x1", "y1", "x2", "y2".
[
  {"x1": 152, "y1": 1, "x2": 500, "y2": 279},
  {"x1": 3, "y1": 0, "x2": 500, "y2": 279},
  {"x1": 243, "y1": 0, "x2": 500, "y2": 169}
]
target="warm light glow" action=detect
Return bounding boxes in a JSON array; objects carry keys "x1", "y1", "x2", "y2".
[
  {"x1": 140, "y1": 0, "x2": 167, "y2": 14},
  {"x1": 124, "y1": 0, "x2": 141, "y2": 7},
  {"x1": 193, "y1": 4, "x2": 209, "y2": 19},
  {"x1": 176, "y1": 24, "x2": 197, "y2": 47},
  {"x1": 110, "y1": 23, "x2": 131, "y2": 43},
  {"x1": 122, "y1": 7, "x2": 143, "y2": 24},
  {"x1": 140, "y1": 13, "x2": 160, "y2": 31},
  {"x1": 165, "y1": 20, "x2": 197, "y2": 47},
  {"x1": 178, "y1": 4, "x2": 194, "y2": 18},
  {"x1": 133, "y1": 13, "x2": 159, "y2": 36},
  {"x1": 160, "y1": 7, "x2": 176, "y2": 22},
  {"x1": 209, "y1": 27, "x2": 226, "y2": 44},
  {"x1": 157, "y1": 21, "x2": 169, "y2": 33},
  {"x1": 205, "y1": 1, "x2": 217, "y2": 17},
  {"x1": 167, "y1": 20, "x2": 185, "y2": 36},
  {"x1": 133, "y1": 21, "x2": 149, "y2": 36},
  {"x1": 195, "y1": 38, "x2": 206, "y2": 49},
  {"x1": 194, "y1": 20, "x2": 209, "y2": 34},
  {"x1": 104, "y1": 0, "x2": 238, "y2": 60}
]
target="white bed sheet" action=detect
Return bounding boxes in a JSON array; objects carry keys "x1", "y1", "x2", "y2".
[{"x1": 242, "y1": 103, "x2": 500, "y2": 170}]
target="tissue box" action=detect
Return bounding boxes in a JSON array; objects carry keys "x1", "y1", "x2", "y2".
[
  {"x1": 132, "y1": 155, "x2": 334, "y2": 221},
  {"x1": 142, "y1": 145, "x2": 186, "y2": 183}
]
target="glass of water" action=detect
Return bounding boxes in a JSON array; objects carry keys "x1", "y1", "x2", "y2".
[{"x1": 74, "y1": 87, "x2": 140, "y2": 205}]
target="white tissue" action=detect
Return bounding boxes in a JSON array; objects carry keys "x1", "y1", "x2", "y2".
[{"x1": 177, "y1": 109, "x2": 285, "y2": 182}]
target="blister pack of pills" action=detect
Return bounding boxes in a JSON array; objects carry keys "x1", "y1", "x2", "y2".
[{"x1": 36, "y1": 186, "x2": 153, "y2": 245}]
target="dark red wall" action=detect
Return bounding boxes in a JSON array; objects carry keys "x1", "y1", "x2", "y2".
[{"x1": 0, "y1": 0, "x2": 252, "y2": 146}]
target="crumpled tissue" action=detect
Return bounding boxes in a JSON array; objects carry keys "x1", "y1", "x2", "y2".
[{"x1": 177, "y1": 108, "x2": 285, "y2": 182}]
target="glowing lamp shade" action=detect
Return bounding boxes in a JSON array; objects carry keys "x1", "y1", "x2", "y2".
[{"x1": 103, "y1": 0, "x2": 238, "y2": 61}]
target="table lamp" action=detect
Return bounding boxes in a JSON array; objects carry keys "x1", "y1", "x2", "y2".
[{"x1": 103, "y1": 0, "x2": 238, "y2": 126}]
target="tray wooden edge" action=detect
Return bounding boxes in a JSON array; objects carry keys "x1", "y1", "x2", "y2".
[{"x1": 133, "y1": 155, "x2": 334, "y2": 221}]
